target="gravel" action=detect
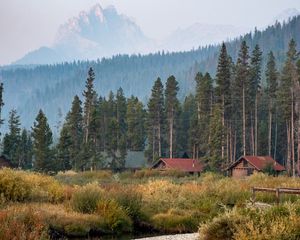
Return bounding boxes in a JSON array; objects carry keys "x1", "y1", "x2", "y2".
[{"x1": 134, "y1": 233, "x2": 199, "y2": 240}]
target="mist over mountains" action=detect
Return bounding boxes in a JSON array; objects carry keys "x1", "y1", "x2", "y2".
[
  {"x1": 14, "y1": 3, "x2": 251, "y2": 65},
  {"x1": 13, "y1": 5, "x2": 300, "y2": 66},
  {"x1": 15, "y1": 4, "x2": 153, "y2": 65}
]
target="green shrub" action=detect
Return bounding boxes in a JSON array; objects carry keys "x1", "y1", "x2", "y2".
[
  {"x1": 96, "y1": 199, "x2": 132, "y2": 233},
  {"x1": 110, "y1": 187, "x2": 143, "y2": 223},
  {"x1": 71, "y1": 183, "x2": 103, "y2": 214}
]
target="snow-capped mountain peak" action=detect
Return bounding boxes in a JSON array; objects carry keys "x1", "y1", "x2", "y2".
[
  {"x1": 91, "y1": 4, "x2": 104, "y2": 22},
  {"x1": 15, "y1": 3, "x2": 153, "y2": 64}
]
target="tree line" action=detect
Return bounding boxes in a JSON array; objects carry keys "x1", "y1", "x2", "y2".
[
  {"x1": 2, "y1": 15, "x2": 300, "y2": 130},
  {"x1": 1, "y1": 39, "x2": 300, "y2": 175}
]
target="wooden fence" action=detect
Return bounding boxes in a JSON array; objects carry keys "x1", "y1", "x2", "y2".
[{"x1": 252, "y1": 187, "x2": 300, "y2": 204}]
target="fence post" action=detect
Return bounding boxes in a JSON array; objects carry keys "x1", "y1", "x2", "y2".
[{"x1": 276, "y1": 188, "x2": 280, "y2": 205}]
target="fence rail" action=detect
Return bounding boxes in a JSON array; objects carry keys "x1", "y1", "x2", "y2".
[{"x1": 251, "y1": 187, "x2": 300, "y2": 204}]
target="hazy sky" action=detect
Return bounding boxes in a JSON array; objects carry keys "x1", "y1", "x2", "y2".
[{"x1": 0, "y1": 0, "x2": 300, "y2": 65}]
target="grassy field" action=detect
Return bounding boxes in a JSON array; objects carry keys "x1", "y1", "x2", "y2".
[{"x1": 1, "y1": 168, "x2": 300, "y2": 239}]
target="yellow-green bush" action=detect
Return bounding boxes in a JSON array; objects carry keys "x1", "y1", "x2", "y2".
[
  {"x1": 0, "y1": 168, "x2": 32, "y2": 201},
  {"x1": 96, "y1": 199, "x2": 132, "y2": 233},
  {"x1": 71, "y1": 183, "x2": 103, "y2": 214},
  {"x1": 23, "y1": 173, "x2": 64, "y2": 203},
  {"x1": 199, "y1": 203, "x2": 300, "y2": 240},
  {"x1": 199, "y1": 213, "x2": 240, "y2": 240},
  {"x1": 151, "y1": 209, "x2": 201, "y2": 233},
  {"x1": 0, "y1": 168, "x2": 64, "y2": 203}
]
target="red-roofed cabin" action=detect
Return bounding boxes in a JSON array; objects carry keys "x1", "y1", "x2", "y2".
[
  {"x1": 152, "y1": 158, "x2": 204, "y2": 174},
  {"x1": 227, "y1": 156, "x2": 285, "y2": 178}
]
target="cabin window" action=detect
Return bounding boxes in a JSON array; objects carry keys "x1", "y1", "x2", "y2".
[
  {"x1": 243, "y1": 160, "x2": 248, "y2": 167},
  {"x1": 247, "y1": 168, "x2": 254, "y2": 175}
]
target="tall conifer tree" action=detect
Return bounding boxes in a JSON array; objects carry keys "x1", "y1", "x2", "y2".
[
  {"x1": 83, "y1": 67, "x2": 96, "y2": 144},
  {"x1": 265, "y1": 51, "x2": 278, "y2": 157},
  {"x1": 278, "y1": 39, "x2": 298, "y2": 175},
  {"x1": 65, "y1": 95, "x2": 83, "y2": 170},
  {"x1": 32, "y1": 110, "x2": 53, "y2": 172},
  {"x1": 127, "y1": 96, "x2": 146, "y2": 151},
  {"x1": 3, "y1": 109, "x2": 21, "y2": 167},
  {"x1": 249, "y1": 44, "x2": 262, "y2": 155},
  {"x1": 235, "y1": 41, "x2": 250, "y2": 156},
  {"x1": 146, "y1": 78, "x2": 164, "y2": 162},
  {"x1": 165, "y1": 75, "x2": 180, "y2": 158},
  {"x1": 216, "y1": 43, "x2": 231, "y2": 162},
  {"x1": 194, "y1": 72, "x2": 213, "y2": 159}
]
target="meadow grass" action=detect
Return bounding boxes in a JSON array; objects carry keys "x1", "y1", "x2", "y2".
[{"x1": 1, "y1": 168, "x2": 300, "y2": 239}]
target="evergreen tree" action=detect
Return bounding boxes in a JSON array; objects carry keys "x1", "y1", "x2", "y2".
[
  {"x1": 88, "y1": 97, "x2": 102, "y2": 169},
  {"x1": 83, "y1": 67, "x2": 96, "y2": 144},
  {"x1": 57, "y1": 124, "x2": 72, "y2": 171},
  {"x1": 194, "y1": 72, "x2": 213, "y2": 159},
  {"x1": 234, "y1": 41, "x2": 250, "y2": 156},
  {"x1": 127, "y1": 96, "x2": 146, "y2": 151},
  {"x1": 208, "y1": 103, "x2": 223, "y2": 170},
  {"x1": 32, "y1": 110, "x2": 53, "y2": 172},
  {"x1": 106, "y1": 117, "x2": 119, "y2": 169},
  {"x1": 265, "y1": 51, "x2": 278, "y2": 157},
  {"x1": 249, "y1": 44, "x2": 262, "y2": 155},
  {"x1": 215, "y1": 43, "x2": 231, "y2": 162},
  {"x1": 65, "y1": 95, "x2": 83, "y2": 170},
  {"x1": 165, "y1": 75, "x2": 180, "y2": 158},
  {"x1": 18, "y1": 129, "x2": 33, "y2": 169},
  {"x1": 98, "y1": 96, "x2": 108, "y2": 152},
  {"x1": 146, "y1": 78, "x2": 164, "y2": 162},
  {"x1": 278, "y1": 39, "x2": 298, "y2": 175},
  {"x1": 116, "y1": 88, "x2": 127, "y2": 163},
  {"x1": 180, "y1": 94, "x2": 196, "y2": 156},
  {"x1": 3, "y1": 109, "x2": 21, "y2": 167}
]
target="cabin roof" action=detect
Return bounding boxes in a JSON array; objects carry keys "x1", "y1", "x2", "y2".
[
  {"x1": 153, "y1": 158, "x2": 203, "y2": 172},
  {"x1": 227, "y1": 156, "x2": 285, "y2": 172}
]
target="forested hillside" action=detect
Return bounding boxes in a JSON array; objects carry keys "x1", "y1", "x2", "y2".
[
  {"x1": 1, "y1": 16, "x2": 300, "y2": 129},
  {"x1": 3, "y1": 37, "x2": 300, "y2": 174}
]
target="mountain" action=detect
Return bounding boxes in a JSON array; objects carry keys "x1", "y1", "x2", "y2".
[
  {"x1": 2, "y1": 16, "x2": 300, "y2": 132},
  {"x1": 161, "y1": 23, "x2": 248, "y2": 52},
  {"x1": 14, "y1": 4, "x2": 153, "y2": 65}
]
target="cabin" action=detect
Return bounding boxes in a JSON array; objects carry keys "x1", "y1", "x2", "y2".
[
  {"x1": 152, "y1": 158, "x2": 204, "y2": 174},
  {"x1": 226, "y1": 156, "x2": 285, "y2": 178},
  {"x1": 79, "y1": 151, "x2": 148, "y2": 172},
  {"x1": 0, "y1": 155, "x2": 12, "y2": 169}
]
